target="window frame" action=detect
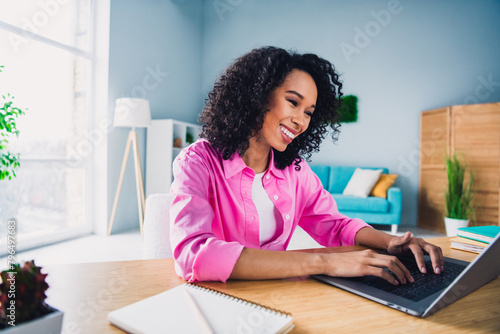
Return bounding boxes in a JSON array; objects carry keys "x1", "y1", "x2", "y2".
[{"x1": 0, "y1": 0, "x2": 110, "y2": 254}]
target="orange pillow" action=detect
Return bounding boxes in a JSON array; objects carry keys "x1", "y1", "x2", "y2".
[{"x1": 369, "y1": 174, "x2": 398, "y2": 198}]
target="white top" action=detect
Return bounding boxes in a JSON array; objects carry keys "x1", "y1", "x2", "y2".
[{"x1": 252, "y1": 172, "x2": 281, "y2": 245}]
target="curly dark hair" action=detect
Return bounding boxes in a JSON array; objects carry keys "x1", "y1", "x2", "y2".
[{"x1": 199, "y1": 46, "x2": 343, "y2": 170}]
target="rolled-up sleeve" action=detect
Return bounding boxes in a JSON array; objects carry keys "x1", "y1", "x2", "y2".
[
  {"x1": 170, "y1": 149, "x2": 244, "y2": 282},
  {"x1": 297, "y1": 163, "x2": 371, "y2": 246}
]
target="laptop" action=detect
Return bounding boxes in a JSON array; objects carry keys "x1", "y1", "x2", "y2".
[{"x1": 313, "y1": 233, "x2": 500, "y2": 317}]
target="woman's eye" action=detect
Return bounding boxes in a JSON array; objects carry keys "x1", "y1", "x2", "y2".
[
  {"x1": 305, "y1": 111, "x2": 313, "y2": 117},
  {"x1": 288, "y1": 99, "x2": 298, "y2": 107}
]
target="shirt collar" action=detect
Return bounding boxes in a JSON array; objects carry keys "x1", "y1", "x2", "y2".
[
  {"x1": 222, "y1": 149, "x2": 285, "y2": 180},
  {"x1": 268, "y1": 149, "x2": 285, "y2": 179}
]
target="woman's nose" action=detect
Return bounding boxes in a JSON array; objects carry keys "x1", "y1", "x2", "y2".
[{"x1": 291, "y1": 113, "x2": 305, "y2": 131}]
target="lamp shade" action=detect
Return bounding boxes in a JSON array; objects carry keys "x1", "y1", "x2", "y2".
[{"x1": 113, "y1": 98, "x2": 152, "y2": 128}]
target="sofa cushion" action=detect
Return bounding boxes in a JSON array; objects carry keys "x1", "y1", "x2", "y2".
[
  {"x1": 342, "y1": 168, "x2": 383, "y2": 198},
  {"x1": 328, "y1": 166, "x2": 388, "y2": 194},
  {"x1": 332, "y1": 194, "x2": 389, "y2": 213},
  {"x1": 370, "y1": 174, "x2": 398, "y2": 198}
]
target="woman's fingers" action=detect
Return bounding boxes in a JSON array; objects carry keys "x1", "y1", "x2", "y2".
[
  {"x1": 365, "y1": 266, "x2": 401, "y2": 285},
  {"x1": 388, "y1": 233, "x2": 445, "y2": 275},
  {"x1": 419, "y1": 239, "x2": 445, "y2": 274},
  {"x1": 327, "y1": 250, "x2": 413, "y2": 285},
  {"x1": 407, "y1": 240, "x2": 427, "y2": 273},
  {"x1": 387, "y1": 231, "x2": 412, "y2": 254},
  {"x1": 368, "y1": 252, "x2": 413, "y2": 284}
]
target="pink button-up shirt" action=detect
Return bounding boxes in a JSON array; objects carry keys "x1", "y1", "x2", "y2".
[{"x1": 170, "y1": 139, "x2": 370, "y2": 282}]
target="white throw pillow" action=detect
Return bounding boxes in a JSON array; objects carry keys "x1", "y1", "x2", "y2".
[{"x1": 342, "y1": 168, "x2": 383, "y2": 198}]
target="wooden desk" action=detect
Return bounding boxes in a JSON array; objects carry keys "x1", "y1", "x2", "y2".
[{"x1": 45, "y1": 237, "x2": 500, "y2": 333}]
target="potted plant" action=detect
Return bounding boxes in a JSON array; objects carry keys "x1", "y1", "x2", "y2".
[
  {"x1": 444, "y1": 154, "x2": 475, "y2": 236},
  {"x1": 0, "y1": 65, "x2": 25, "y2": 181},
  {"x1": 0, "y1": 260, "x2": 63, "y2": 333}
]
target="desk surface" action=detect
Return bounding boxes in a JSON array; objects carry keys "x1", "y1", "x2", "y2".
[{"x1": 45, "y1": 237, "x2": 500, "y2": 333}]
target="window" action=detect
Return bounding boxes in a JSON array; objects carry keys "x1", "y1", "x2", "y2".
[{"x1": 0, "y1": 0, "x2": 95, "y2": 254}]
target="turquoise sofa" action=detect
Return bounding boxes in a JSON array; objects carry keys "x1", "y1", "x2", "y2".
[{"x1": 310, "y1": 165, "x2": 401, "y2": 234}]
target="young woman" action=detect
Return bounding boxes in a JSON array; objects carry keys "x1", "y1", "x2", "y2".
[{"x1": 170, "y1": 46, "x2": 444, "y2": 283}]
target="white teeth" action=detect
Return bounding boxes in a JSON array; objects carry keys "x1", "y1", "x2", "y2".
[{"x1": 280, "y1": 126, "x2": 294, "y2": 139}]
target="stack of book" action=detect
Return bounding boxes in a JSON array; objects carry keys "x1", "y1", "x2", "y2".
[{"x1": 450, "y1": 225, "x2": 500, "y2": 253}]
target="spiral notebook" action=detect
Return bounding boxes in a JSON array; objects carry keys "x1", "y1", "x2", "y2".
[{"x1": 108, "y1": 283, "x2": 294, "y2": 334}]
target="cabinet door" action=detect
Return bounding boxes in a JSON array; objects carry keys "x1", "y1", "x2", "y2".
[
  {"x1": 418, "y1": 168, "x2": 447, "y2": 233},
  {"x1": 418, "y1": 108, "x2": 450, "y2": 231},
  {"x1": 420, "y1": 107, "x2": 449, "y2": 167},
  {"x1": 452, "y1": 104, "x2": 500, "y2": 168},
  {"x1": 452, "y1": 103, "x2": 500, "y2": 226}
]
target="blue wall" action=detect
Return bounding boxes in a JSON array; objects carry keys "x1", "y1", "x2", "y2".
[
  {"x1": 200, "y1": 0, "x2": 500, "y2": 226},
  {"x1": 108, "y1": 0, "x2": 203, "y2": 232},
  {"x1": 108, "y1": 0, "x2": 500, "y2": 231}
]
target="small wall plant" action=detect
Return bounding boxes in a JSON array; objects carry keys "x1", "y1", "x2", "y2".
[
  {"x1": 337, "y1": 95, "x2": 358, "y2": 123},
  {"x1": 0, "y1": 65, "x2": 25, "y2": 180},
  {"x1": 0, "y1": 260, "x2": 52, "y2": 328}
]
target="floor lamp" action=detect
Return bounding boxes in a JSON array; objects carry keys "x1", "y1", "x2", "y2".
[{"x1": 107, "y1": 98, "x2": 151, "y2": 237}]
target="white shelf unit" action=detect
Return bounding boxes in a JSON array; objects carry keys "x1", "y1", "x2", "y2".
[{"x1": 146, "y1": 119, "x2": 202, "y2": 196}]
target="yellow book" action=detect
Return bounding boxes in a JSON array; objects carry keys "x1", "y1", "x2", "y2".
[{"x1": 450, "y1": 237, "x2": 487, "y2": 254}]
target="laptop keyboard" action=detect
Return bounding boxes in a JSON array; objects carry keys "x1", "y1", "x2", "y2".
[{"x1": 361, "y1": 255, "x2": 467, "y2": 302}]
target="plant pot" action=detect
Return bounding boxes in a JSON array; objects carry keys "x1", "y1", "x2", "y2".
[
  {"x1": 444, "y1": 217, "x2": 469, "y2": 237},
  {"x1": 2, "y1": 306, "x2": 63, "y2": 334}
]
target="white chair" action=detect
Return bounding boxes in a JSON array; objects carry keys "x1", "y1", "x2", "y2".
[{"x1": 143, "y1": 193, "x2": 174, "y2": 259}]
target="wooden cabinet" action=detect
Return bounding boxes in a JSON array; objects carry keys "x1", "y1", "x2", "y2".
[
  {"x1": 146, "y1": 119, "x2": 201, "y2": 196},
  {"x1": 418, "y1": 103, "x2": 500, "y2": 233}
]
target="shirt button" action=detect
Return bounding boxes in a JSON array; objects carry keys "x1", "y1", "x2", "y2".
[
  {"x1": 273, "y1": 195, "x2": 278, "y2": 200},
  {"x1": 265, "y1": 175, "x2": 270, "y2": 180},
  {"x1": 285, "y1": 215, "x2": 290, "y2": 220}
]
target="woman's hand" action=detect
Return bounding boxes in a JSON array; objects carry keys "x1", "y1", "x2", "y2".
[
  {"x1": 322, "y1": 250, "x2": 414, "y2": 285},
  {"x1": 387, "y1": 231, "x2": 445, "y2": 275}
]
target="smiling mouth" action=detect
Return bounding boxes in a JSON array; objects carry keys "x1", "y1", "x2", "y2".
[{"x1": 280, "y1": 126, "x2": 295, "y2": 140}]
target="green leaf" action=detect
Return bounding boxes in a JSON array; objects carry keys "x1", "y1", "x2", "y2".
[
  {"x1": 0, "y1": 69, "x2": 26, "y2": 181},
  {"x1": 444, "y1": 154, "x2": 475, "y2": 221}
]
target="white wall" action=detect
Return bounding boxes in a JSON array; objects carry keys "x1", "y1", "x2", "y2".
[
  {"x1": 107, "y1": 0, "x2": 500, "y2": 230},
  {"x1": 107, "y1": 0, "x2": 203, "y2": 233},
  {"x1": 200, "y1": 0, "x2": 500, "y2": 226}
]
